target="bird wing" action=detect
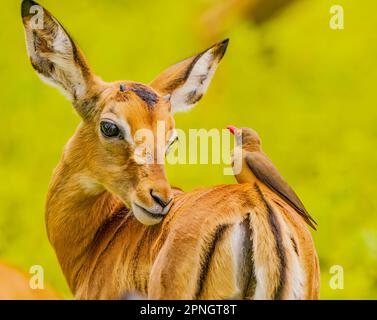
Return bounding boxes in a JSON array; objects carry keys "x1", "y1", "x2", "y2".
[{"x1": 245, "y1": 152, "x2": 317, "y2": 230}]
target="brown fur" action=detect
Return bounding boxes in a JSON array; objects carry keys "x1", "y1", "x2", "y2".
[
  {"x1": 46, "y1": 180, "x2": 319, "y2": 299},
  {"x1": 21, "y1": 0, "x2": 319, "y2": 300}
]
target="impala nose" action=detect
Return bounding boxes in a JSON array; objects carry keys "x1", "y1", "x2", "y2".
[{"x1": 150, "y1": 190, "x2": 173, "y2": 209}]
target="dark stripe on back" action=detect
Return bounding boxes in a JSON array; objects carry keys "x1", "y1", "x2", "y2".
[
  {"x1": 291, "y1": 237, "x2": 299, "y2": 256},
  {"x1": 255, "y1": 184, "x2": 287, "y2": 300},
  {"x1": 195, "y1": 223, "x2": 230, "y2": 299},
  {"x1": 242, "y1": 214, "x2": 256, "y2": 298}
]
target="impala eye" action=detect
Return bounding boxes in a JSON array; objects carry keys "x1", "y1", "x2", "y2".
[{"x1": 100, "y1": 121, "x2": 120, "y2": 138}]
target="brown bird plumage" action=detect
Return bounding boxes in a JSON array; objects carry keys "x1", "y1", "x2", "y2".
[{"x1": 229, "y1": 126, "x2": 317, "y2": 230}]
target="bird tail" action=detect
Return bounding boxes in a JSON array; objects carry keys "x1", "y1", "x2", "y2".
[
  {"x1": 305, "y1": 215, "x2": 318, "y2": 230},
  {"x1": 283, "y1": 196, "x2": 317, "y2": 230}
]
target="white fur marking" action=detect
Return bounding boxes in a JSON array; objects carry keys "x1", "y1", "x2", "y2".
[
  {"x1": 289, "y1": 248, "x2": 305, "y2": 299},
  {"x1": 230, "y1": 222, "x2": 246, "y2": 298},
  {"x1": 77, "y1": 175, "x2": 104, "y2": 195},
  {"x1": 24, "y1": 22, "x2": 87, "y2": 101},
  {"x1": 118, "y1": 119, "x2": 134, "y2": 145},
  {"x1": 171, "y1": 48, "x2": 219, "y2": 113},
  {"x1": 53, "y1": 26, "x2": 71, "y2": 53}
]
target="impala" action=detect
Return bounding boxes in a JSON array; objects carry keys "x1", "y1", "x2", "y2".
[{"x1": 21, "y1": 0, "x2": 320, "y2": 299}]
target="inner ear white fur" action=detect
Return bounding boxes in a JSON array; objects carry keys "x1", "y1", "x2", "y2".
[
  {"x1": 150, "y1": 40, "x2": 228, "y2": 113},
  {"x1": 22, "y1": 6, "x2": 91, "y2": 102},
  {"x1": 170, "y1": 49, "x2": 219, "y2": 113}
]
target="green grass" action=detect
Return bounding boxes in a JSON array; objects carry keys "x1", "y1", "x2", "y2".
[{"x1": 1, "y1": 0, "x2": 376, "y2": 299}]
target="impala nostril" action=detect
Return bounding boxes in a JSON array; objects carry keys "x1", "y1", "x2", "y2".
[{"x1": 150, "y1": 190, "x2": 171, "y2": 208}]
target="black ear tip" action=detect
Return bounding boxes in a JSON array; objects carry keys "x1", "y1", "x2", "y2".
[
  {"x1": 21, "y1": 0, "x2": 40, "y2": 18},
  {"x1": 212, "y1": 38, "x2": 230, "y2": 60},
  {"x1": 221, "y1": 38, "x2": 230, "y2": 45}
]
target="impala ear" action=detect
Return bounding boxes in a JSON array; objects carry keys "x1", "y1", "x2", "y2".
[
  {"x1": 21, "y1": 0, "x2": 100, "y2": 117},
  {"x1": 150, "y1": 39, "x2": 229, "y2": 113}
]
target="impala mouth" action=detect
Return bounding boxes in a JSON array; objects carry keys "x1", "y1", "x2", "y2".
[{"x1": 132, "y1": 202, "x2": 165, "y2": 226}]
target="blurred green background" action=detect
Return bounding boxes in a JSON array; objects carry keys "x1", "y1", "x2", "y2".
[{"x1": 1, "y1": 0, "x2": 376, "y2": 299}]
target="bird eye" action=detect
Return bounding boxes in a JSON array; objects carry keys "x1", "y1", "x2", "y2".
[{"x1": 100, "y1": 121, "x2": 120, "y2": 138}]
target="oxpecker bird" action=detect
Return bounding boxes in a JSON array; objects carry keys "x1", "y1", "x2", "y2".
[{"x1": 228, "y1": 125, "x2": 317, "y2": 230}]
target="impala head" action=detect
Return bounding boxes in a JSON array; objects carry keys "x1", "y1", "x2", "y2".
[{"x1": 22, "y1": 0, "x2": 228, "y2": 225}]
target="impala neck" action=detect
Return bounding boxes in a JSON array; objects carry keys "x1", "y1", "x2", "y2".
[{"x1": 45, "y1": 129, "x2": 123, "y2": 291}]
